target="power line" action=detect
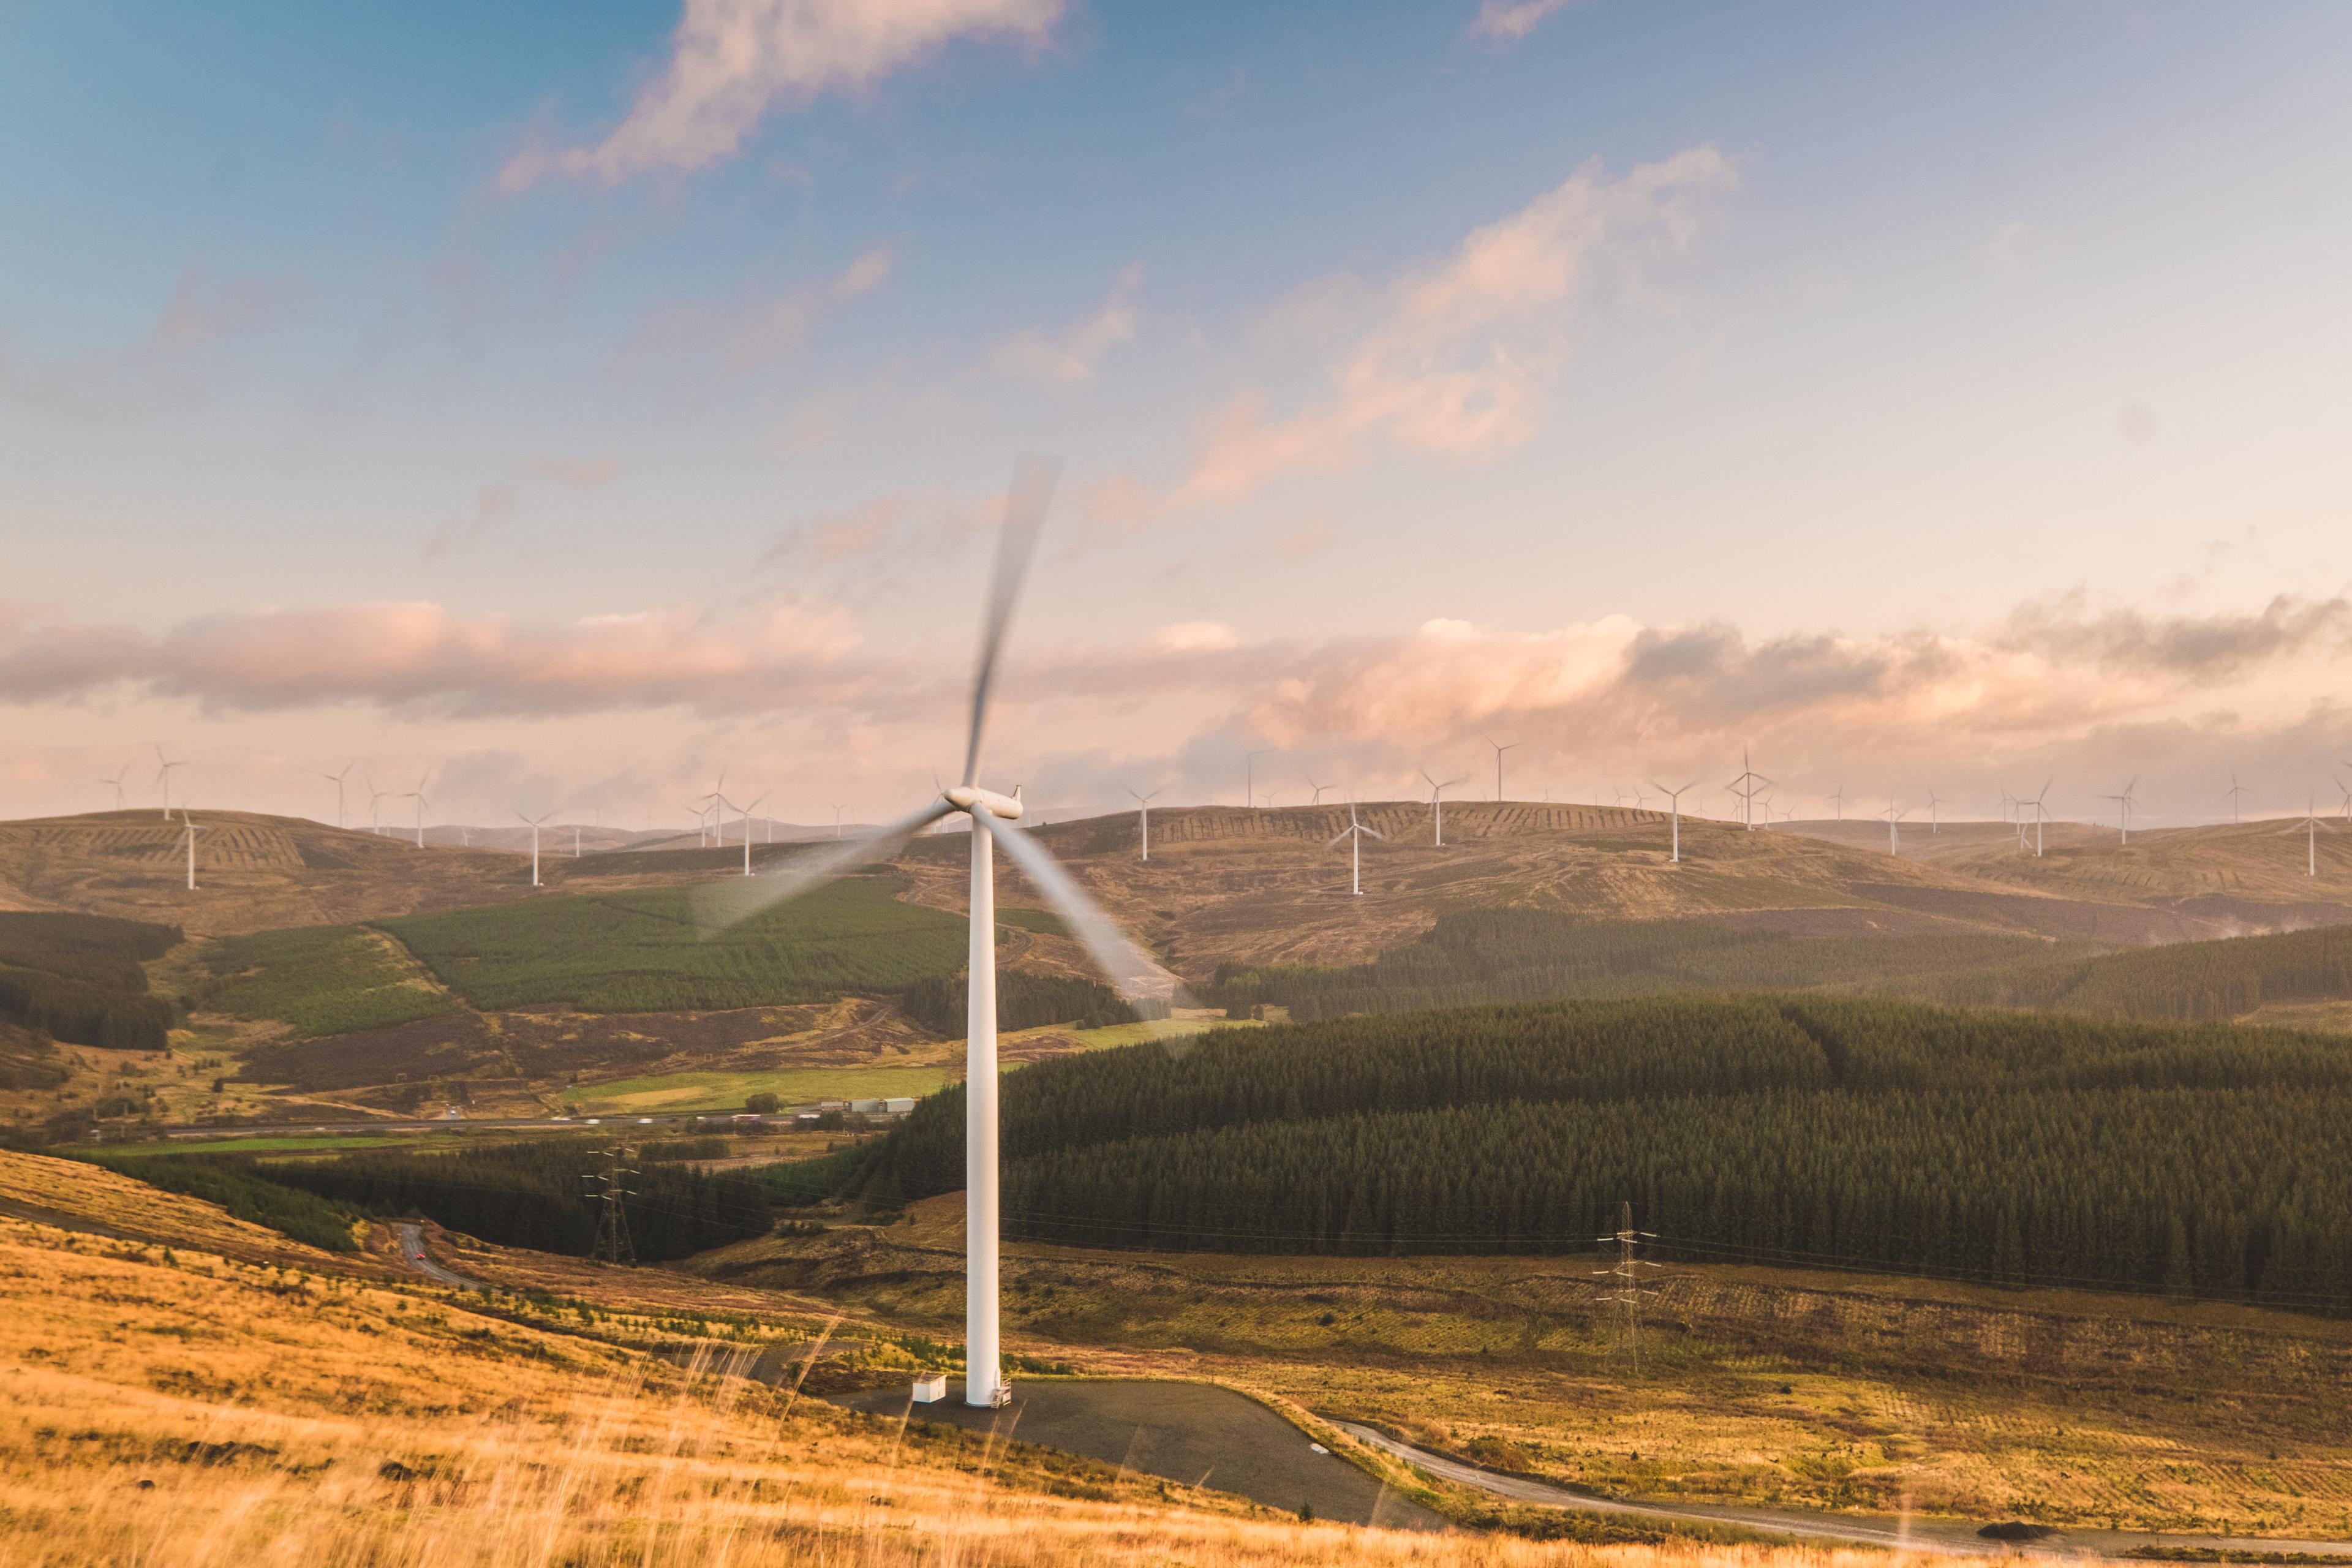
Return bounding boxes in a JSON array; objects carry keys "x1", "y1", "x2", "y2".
[{"x1": 581, "y1": 1144, "x2": 638, "y2": 1266}]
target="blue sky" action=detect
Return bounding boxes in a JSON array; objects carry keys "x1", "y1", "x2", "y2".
[{"x1": 4, "y1": 1, "x2": 2350, "y2": 827}]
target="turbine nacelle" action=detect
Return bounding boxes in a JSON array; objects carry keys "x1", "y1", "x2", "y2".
[{"x1": 943, "y1": 783, "x2": 1025, "y2": 821}]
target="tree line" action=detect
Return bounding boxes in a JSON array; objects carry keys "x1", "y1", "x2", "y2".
[
  {"x1": 771, "y1": 993, "x2": 2352, "y2": 1311},
  {"x1": 902, "y1": 970, "x2": 1145, "y2": 1036},
  {"x1": 0, "y1": 911, "x2": 181, "y2": 1052}
]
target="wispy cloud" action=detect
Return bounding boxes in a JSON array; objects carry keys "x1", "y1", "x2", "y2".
[
  {"x1": 993, "y1": 263, "x2": 1142, "y2": 384},
  {"x1": 499, "y1": 0, "x2": 1064, "y2": 189},
  {"x1": 631, "y1": 246, "x2": 892, "y2": 372},
  {"x1": 1468, "y1": 0, "x2": 1585, "y2": 43},
  {"x1": 0, "y1": 266, "x2": 301, "y2": 423},
  {"x1": 1175, "y1": 147, "x2": 1735, "y2": 505}
]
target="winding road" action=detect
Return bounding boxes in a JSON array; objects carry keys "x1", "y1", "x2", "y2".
[{"x1": 394, "y1": 1221, "x2": 483, "y2": 1288}]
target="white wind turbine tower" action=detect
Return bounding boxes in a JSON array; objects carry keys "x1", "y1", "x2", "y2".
[
  {"x1": 1481, "y1": 734, "x2": 1520, "y2": 802},
  {"x1": 1649, "y1": 780, "x2": 1699, "y2": 864},
  {"x1": 1879, "y1": 796, "x2": 1908, "y2": 854},
  {"x1": 1328, "y1": 802, "x2": 1385, "y2": 896},
  {"x1": 2098, "y1": 777, "x2": 2139, "y2": 843},
  {"x1": 366, "y1": 777, "x2": 388, "y2": 835},
  {"x1": 1420, "y1": 768, "x2": 1466, "y2": 846},
  {"x1": 2024, "y1": 780, "x2": 2053, "y2": 857},
  {"x1": 154, "y1": 745, "x2": 186, "y2": 819},
  {"x1": 1726, "y1": 747, "x2": 1770, "y2": 831},
  {"x1": 1244, "y1": 748, "x2": 1272, "y2": 810},
  {"x1": 100, "y1": 760, "x2": 132, "y2": 812},
  {"x1": 2305, "y1": 790, "x2": 2322, "y2": 877},
  {"x1": 1828, "y1": 783, "x2": 1849, "y2": 821},
  {"x1": 181, "y1": 811, "x2": 202, "y2": 890},
  {"x1": 322, "y1": 762, "x2": 355, "y2": 829},
  {"x1": 829, "y1": 803, "x2": 848, "y2": 840},
  {"x1": 1126, "y1": 787, "x2": 1160, "y2": 861},
  {"x1": 690, "y1": 459, "x2": 1181, "y2": 1411},
  {"x1": 2337, "y1": 775, "x2": 2352, "y2": 825},
  {"x1": 2223, "y1": 772, "x2": 2250, "y2": 825},
  {"x1": 573, "y1": 823, "x2": 582, "y2": 858},
  {"x1": 737, "y1": 794, "x2": 768, "y2": 875},
  {"x1": 516, "y1": 809, "x2": 554, "y2": 887},
  {"x1": 404, "y1": 772, "x2": 431, "y2": 848},
  {"x1": 1305, "y1": 774, "x2": 1333, "y2": 806},
  {"x1": 1925, "y1": 790, "x2": 1943, "y2": 834}
]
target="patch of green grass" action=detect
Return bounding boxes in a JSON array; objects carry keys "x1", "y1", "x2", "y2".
[
  {"x1": 382, "y1": 874, "x2": 968, "y2": 1013},
  {"x1": 1058, "y1": 1016, "x2": 1257, "y2": 1052},
  {"x1": 564, "y1": 1063, "x2": 954, "y2": 1115},
  {"x1": 995, "y1": 907, "x2": 1069, "y2": 937},
  {"x1": 197, "y1": 925, "x2": 458, "y2": 1038}
]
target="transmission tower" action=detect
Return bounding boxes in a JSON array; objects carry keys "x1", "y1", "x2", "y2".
[
  {"x1": 582, "y1": 1144, "x2": 638, "y2": 1266},
  {"x1": 1592, "y1": 1200, "x2": 1660, "y2": 1365}
]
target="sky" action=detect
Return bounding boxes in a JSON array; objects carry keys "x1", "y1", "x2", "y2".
[{"x1": 4, "y1": 0, "x2": 2351, "y2": 832}]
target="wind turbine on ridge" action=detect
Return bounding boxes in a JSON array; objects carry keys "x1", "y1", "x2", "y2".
[
  {"x1": 403, "y1": 771, "x2": 431, "y2": 848},
  {"x1": 1481, "y1": 734, "x2": 1520, "y2": 802},
  {"x1": 1328, "y1": 802, "x2": 1385, "y2": 896},
  {"x1": 1925, "y1": 790, "x2": 1943, "y2": 834},
  {"x1": 734, "y1": 794, "x2": 767, "y2": 875},
  {"x1": 180, "y1": 810, "x2": 202, "y2": 891},
  {"x1": 1726, "y1": 747, "x2": 1770, "y2": 831},
  {"x1": 322, "y1": 762, "x2": 355, "y2": 830},
  {"x1": 100, "y1": 760, "x2": 132, "y2": 812},
  {"x1": 1879, "y1": 796, "x2": 1907, "y2": 855},
  {"x1": 2223, "y1": 772, "x2": 2250, "y2": 825},
  {"x1": 2098, "y1": 777, "x2": 2139, "y2": 843},
  {"x1": 1650, "y1": 780, "x2": 1699, "y2": 864},
  {"x1": 690, "y1": 458, "x2": 1181, "y2": 1412},
  {"x1": 1304, "y1": 774, "x2": 1333, "y2": 807},
  {"x1": 2025, "y1": 780, "x2": 2052, "y2": 858},
  {"x1": 2304, "y1": 790, "x2": 2323, "y2": 877},
  {"x1": 1420, "y1": 767, "x2": 1466, "y2": 846},
  {"x1": 516, "y1": 808, "x2": 555, "y2": 887},
  {"x1": 1828, "y1": 783, "x2": 1849, "y2": 821},
  {"x1": 154, "y1": 745, "x2": 186, "y2": 820},
  {"x1": 365, "y1": 777, "x2": 388, "y2": 835},
  {"x1": 1126, "y1": 787, "x2": 1159, "y2": 861}
]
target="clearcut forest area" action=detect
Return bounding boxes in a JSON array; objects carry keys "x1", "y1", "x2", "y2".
[{"x1": 781, "y1": 993, "x2": 2352, "y2": 1312}]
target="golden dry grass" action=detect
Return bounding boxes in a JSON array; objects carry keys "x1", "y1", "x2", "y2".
[{"x1": 0, "y1": 1200, "x2": 1976, "y2": 1568}]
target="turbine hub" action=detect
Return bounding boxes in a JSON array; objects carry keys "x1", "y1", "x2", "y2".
[{"x1": 943, "y1": 784, "x2": 1025, "y2": 821}]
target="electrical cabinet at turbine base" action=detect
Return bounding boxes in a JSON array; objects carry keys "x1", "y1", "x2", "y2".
[{"x1": 911, "y1": 1374, "x2": 947, "y2": 1403}]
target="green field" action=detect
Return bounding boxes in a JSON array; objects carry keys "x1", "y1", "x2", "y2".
[
  {"x1": 994, "y1": 906, "x2": 1069, "y2": 937},
  {"x1": 91, "y1": 1131, "x2": 449, "y2": 1157},
  {"x1": 197, "y1": 924, "x2": 459, "y2": 1037},
  {"x1": 562, "y1": 1063, "x2": 956, "y2": 1114},
  {"x1": 380, "y1": 874, "x2": 968, "y2": 1013}
]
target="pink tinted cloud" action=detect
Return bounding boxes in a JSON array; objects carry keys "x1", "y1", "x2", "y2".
[{"x1": 1176, "y1": 148, "x2": 1734, "y2": 505}]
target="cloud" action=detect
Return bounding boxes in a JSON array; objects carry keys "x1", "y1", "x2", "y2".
[
  {"x1": 423, "y1": 485, "x2": 518, "y2": 562},
  {"x1": 1468, "y1": 0, "x2": 1584, "y2": 42},
  {"x1": 993, "y1": 263, "x2": 1142, "y2": 383},
  {"x1": 1998, "y1": 592, "x2": 2352, "y2": 680},
  {"x1": 0, "y1": 266, "x2": 301, "y2": 424},
  {"x1": 763, "y1": 497, "x2": 907, "y2": 569},
  {"x1": 1175, "y1": 147, "x2": 1735, "y2": 505},
  {"x1": 634, "y1": 246, "x2": 892, "y2": 372},
  {"x1": 499, "y1": 0, "x2": 1064, "y2": 189}
]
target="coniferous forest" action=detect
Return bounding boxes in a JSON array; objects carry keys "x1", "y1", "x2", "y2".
[{"x1": 775, "y1": 993, "x2": 2352, "y2": 1312}]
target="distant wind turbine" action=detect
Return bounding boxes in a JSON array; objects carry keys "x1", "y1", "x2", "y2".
[
  {"x1": 1880, "y1": 796, "x2": 1907, "y2": 854},
  {"x1": 154, "y1": 745, "x2": 186, "y2": 819},
  {"x1": 830, "y1": 803, "x2": 847, "y2": 840},
  {"x1": 1925, "y1": 790, "x2": 1943, "y2": 834},
  {"x1": 366, "y1": 777, "x2": 388, "y2": 835},
  {"x1": 2223, "y1": 772, "x2": 2250, "y2": 825},
  {"x1": 1420, "y1": 767, "x2": 1467, "y2": 846},
  {"x1": 1726, "y1": 747, "x2": 1771, "y2": 831},
  {"x1": 1245, "y1": 748, "x2": 1272, "y2": 810},
  {"x1": 322, "y1": 762, "x2": 355, "y2": 829},
  {"x1": 517, "y1": 808, "x2": 554, "y2": 887},
  {"x1": 736, "y1": 795, "x2": 767, "y2": 876},
  {"x1": 100, "y1": 760, "x2": 132, "y2": 812},
  {"x1": 573, "y1": 823, "x2": 582, "y2": 858},
  {"x1": 1305, "y1": 774, "x2": 1333, "y2": 807},
  {"x1": 2098, "y1": 776, "x2": 2139, "y2": 843},
  {"x1": 181, "y1": 812, "x2": 202, "y2": 890},
  {"x1": 2026, "y1": 780, "x2": 2052, "y2": 858},
  {"x1": 1127, "y1": 787, "x2": 1159, "y2": 861},
  {"x1": 2336, "y1": 775, "x2": 2352, "y2": 825},
  {"x1": 404, "y1": 772, "x2": 431, "y2": 848},
  {"x1": 2305, "y1": 790, "x2": 2322, "y2": 877},
  {"x1": 1828, "y1": 784, "x2": 1849, "y2": 821},
  {"x1": 1327, "y1": 802, "x2": 1385, "y2": 897},
  {"x1": 1650, "y1": 780, "x2": 1699, "y2": 864},
  {"x1": 1481, "y1": 734, "x2": 1520, "y2": 802}
]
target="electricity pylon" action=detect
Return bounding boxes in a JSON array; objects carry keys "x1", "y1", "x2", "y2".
[
  {"x1": 584, "y1": 1145, "x2": 638, "y2": 1266},
  {"x1": 1593, "y1": 1200, "x2": 1661, "y2": 1365}
]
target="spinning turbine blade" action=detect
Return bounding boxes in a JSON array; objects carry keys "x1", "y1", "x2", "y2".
[
  {"x1": 976, "y1": 804, "x2": 1185, "y2": 1008},
  {"x1": 692, "y1": 799, "x2": 956, "y2": 932},
  {"x1": 960, "y1": 456, "x2": 1059, "y2": 788}
]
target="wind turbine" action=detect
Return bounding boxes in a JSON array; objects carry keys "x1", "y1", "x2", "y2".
[
  {"x1": 1127, "y1": 787, "x2": 1159, "y2": 861},
  {"x1": 1420, "y1": 767, "x2": 1466, "y2": 846},
  {"x1": 688, "y1": 459, "x2": 1179, "y2": 1412},
  {"x1": 154, "y1": 745, "x2": 185, "y2": 819},
  {"x1": 1649, "y1": 780, "x2": 1699, "y2": 863},
  {"x1": 366, "y1": 777, "x2": 388, "y2": 835},
  {"x1": 2098, "y1": 776, "x2": 2139, "y2": 843},
  {"x1": 2305, "y1": 790, "x2": 2322, "y2": 877},
  {"x1": 1925, "y1": 790, "x2": 1943, "y2": 834},
  {"x1": 1880, "y1": 796, "x2": 1907, "y2": 855},
  {"x1": 1481, "y1": 734, "x2": 1520, "y2": 802},
  {"x1": 404, "y1": 772, "x2": 431, "y2": 848},
  {"x1": 1328, "y1": 802, "x2": 1385, "y2": 896},
  {"x1": 737, "y1": 794, "x2": 767, "y2": 875},
  {"x1": 2223, "y1": 772, "x2": 2249, "y2": 825},
  {"x1": 2336, "y1": 775, "x2": 2352, "y2": 826},
  {"x1": 829, "y1": 803, "x2": 847, "y2": 840},
  {"x1": 2026, "y1": 780, "x2": 2052, "y2": 857},
  {"x1": 181, "y1": 812, "x2": 202, "y2": 890},
  {"x1": 1305, "y1": 774, "x2": 1333, "y2": 806},
  {"x1": 1244, "y1": 748, "x2": 1272, "y2": 810},
  {"x1": 573, "y1": 823, "x2": 583, "y2": 858},
  {"x1": 1828, "y1": 784, "x2": 1849, "y2": 821},
  {"x1": 100, "y1": 760, "x2": 132, "y2": 812},
  {"x1": 516, "y1": 809, "x2": 554, "y2": 887},
  {"x1": 1999, "y1": 788, "x2": 2018, "y2": 826},
  {"x1": 1726, "y1": 747, "x2": 1771, "y2": 831},
  {"x1": 321, "y1": 762, "x2": 355, "y2": 829}
]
